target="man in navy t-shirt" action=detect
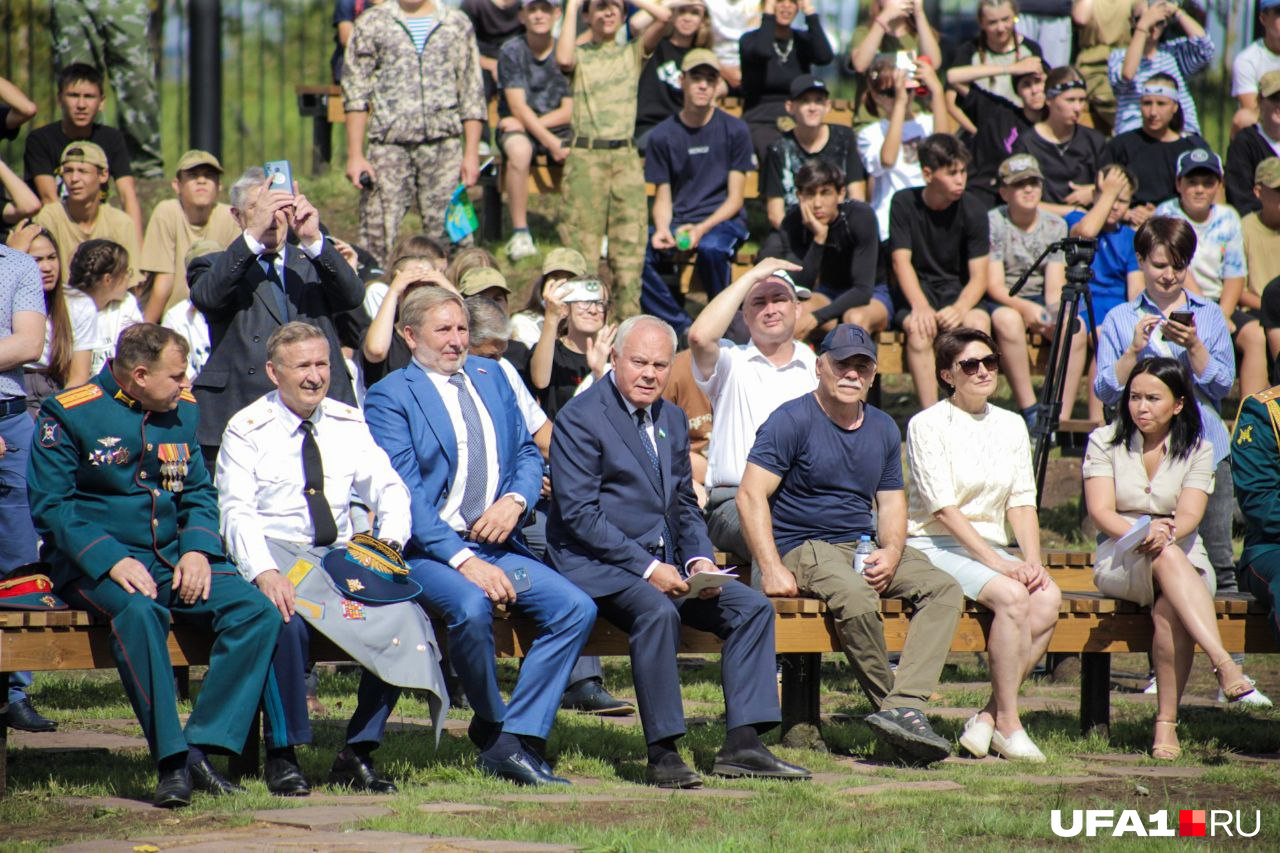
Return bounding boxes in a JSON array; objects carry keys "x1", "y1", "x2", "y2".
[
  {"x1": 640, "y1": 48, "x2": 754, "y2": 335},
  {"x1": 737, "y1": 324, "x2": 962, "y2": 765}
]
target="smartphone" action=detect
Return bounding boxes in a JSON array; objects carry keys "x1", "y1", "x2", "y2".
[
  {"x1": 1168, "y1": 311, "x2": 1194, "y2": 326},
  {"x1": 264, "y1": 160, "x2": 294, "y2": 196},
  {"x1": 504, "y1": 565, "x2": 532, "y2": 594}
]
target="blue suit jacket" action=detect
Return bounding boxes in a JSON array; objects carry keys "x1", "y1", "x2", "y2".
[
  {"x1": 546, "y1": 374, "x2": 715, "y2": 598},
  {"x1": 363, "y1": 357, "x2": 542, "y2": 564}
]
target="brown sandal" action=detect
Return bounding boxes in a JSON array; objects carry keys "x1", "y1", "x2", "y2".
[
  {"x1": 1212, "y1": 658, "x2": 1256, "y2": 703},
  {"x1": 1152, "y1": 719, "x2": 1181, "y2": 760}
]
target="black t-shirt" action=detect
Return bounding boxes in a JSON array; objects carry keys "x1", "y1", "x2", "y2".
[
  {"x1": 461, "y1": 0, "x2": 524, "y2": 58},
  {"x1": 888, "y1": 187, "x2": 990, "y2": 308},
  {"x1": 360, "y1": 330, "x2": 413, "y2": 389},
  {"x1": 738, "y1": 14, "x2": 835, "y2": 122},
  {"x1": 1011, "y1": 124, "x2": 1105, "y2": 204},
  {"x1": 759, "y1": 200, "x2": 880, "y2": 323},
  {"x1": 762, "y1": 125, "x2": 867, "y2": 208},
  {"x1": 23, "y1": 122, "x2": 134, "y2": 187},
  {"x1": 636, "y1": 39, "x2": 692, "y2": 138},
  {"x1": 956, "y1": 86, "x2": 1035, "y2": 203},
  {"x1": 534, "y1": 339, "x2": 591, "y2": 422},
  {"x1": 644, "y1": 109, "x2": 755, "y2": 225},
  {"x1": 1226, "y1": 126, "x2": 1276, "y2": 216},
  {"x1": 1101, "y1": 130, "x2": 1210, "y2": 207}
]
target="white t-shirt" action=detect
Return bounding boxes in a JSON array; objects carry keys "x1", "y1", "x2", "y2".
[
  {"x1": 498, "y1": 356, "x2": 548, "y2": 436},
  {"x1": 858, "y1": 112, "x2": 934, "y2": 241},
  {"x1": 29, "y1": 289, "x2": 97, "y2": 369},
  {"x1": 363, "y1": 281, "x2": 389, "y2": 320},
  {"x1": 693, "y1": 338, "x2": 817, "y2": 488},
  {"x1": 705, "y1": 0, "x2": 760, "y2": 67},
  {"x1": 1232, "y1": 40, "x2": 1280, "y2": 98},
  {"x1": 162, "y1": 298, "x2": 212, "y2": 379},
  {"x1": 84, "y1": 292, "x2": 145, "y2": 375}
]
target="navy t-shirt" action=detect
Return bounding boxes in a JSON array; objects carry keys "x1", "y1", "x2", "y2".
[
  {"x1": 1063, "y1": 211, "x2": 1139, "y2": 316},
  {"x1": 643, "y1": 109, "x2": 755, "y2": 226},
  {"x1": 747, "y1": 394, "x2": 903, "y2": 557}
]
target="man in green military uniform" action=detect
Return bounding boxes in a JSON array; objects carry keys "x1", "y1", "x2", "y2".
[
  {"x1": 555, "y1": 0, "x2": 671, "y2": 318},
  {"x1": 27, "y1": 324, "x2": 282, "y2": 807},
  {"x1": 1231, "y1": 386, "x2": 1280, "y2": 656}
]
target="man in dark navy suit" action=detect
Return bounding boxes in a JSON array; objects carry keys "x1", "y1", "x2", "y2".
[
  {"x1": 547, "y1": 314, "x2": 810, "y2": 788},
  {"x1": 363, "y1": 286, "x2": 596, "y2": 787}
]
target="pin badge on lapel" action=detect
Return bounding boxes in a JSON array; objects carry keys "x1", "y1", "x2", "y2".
[{"x1": 657, "y1": 428, "x2": 667, "y2": 439}]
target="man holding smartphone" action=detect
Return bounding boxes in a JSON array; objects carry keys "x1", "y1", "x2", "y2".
[{"x1": 343, "y1": 0, "x2": 486, "y2": 264}]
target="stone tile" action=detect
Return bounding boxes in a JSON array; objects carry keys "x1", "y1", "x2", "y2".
[
  {"x1": 839, "y1": 780, "x2": 965, "y2": 795},
  {"x1": 665, "y1": 788, "x2": 757, "y2": 798},
  {"x1": 10, "y1": 730, "x2": 149, "y2": 751},
  {"x1": 1073, "y1": 753, "x2": 1146, "y2": 764},
  {"x1": 54, "y1": 795, "x2": 161, "y2": 814},
  {"x1": 1003, "y1": 775, "x2": 1101, "y2": 786},
  {"x1": 306, "y1": 793, "x2": 402, "y2": 806},
  {"x1": 1090, "y1": 765, "x2": 1208, "y2": 780},
  {"x1": 250, "y1": 804, "x2": 392, "y2": 830},
  {"x1": 497, "y1": 794, "x2": 650, "y2": 804},
  {"x1": 418, "y1": 802, "x2": 502, "y2": 814},
  {"x1": 829, "y1": 758, "x2": 887, "y2": 775},
  {"x1": 941, "y1": 756, "x2": 1001, "y2": 766}
]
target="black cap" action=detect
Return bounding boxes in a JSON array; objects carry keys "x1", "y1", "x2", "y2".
[
  {"x1": 789, "y1": 74, "x2": 829, "y2": 101},
  {"x1": 819, "y1": 324, "x2": 877, "y2": 361}
]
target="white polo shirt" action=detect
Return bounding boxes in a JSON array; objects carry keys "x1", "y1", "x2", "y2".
[{"x1": 693, "y1": 338, "x2": 818, "y2": 489}]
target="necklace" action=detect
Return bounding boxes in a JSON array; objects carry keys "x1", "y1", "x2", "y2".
[{"x1": 773, "y1": 38, "x2": 794, "y2": 65}]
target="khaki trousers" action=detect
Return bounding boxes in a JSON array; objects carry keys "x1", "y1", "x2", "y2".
[{"x1": 782, "y1": 540, "x2": 963, "y2": 711}]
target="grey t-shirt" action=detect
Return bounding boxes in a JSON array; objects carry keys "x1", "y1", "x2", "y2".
[
  {"x1": 0, "y1": 248, "x2": 47, "y2": 399},
  {"x1": 497, "y1": 36, "x2": 570, "y2": 119},
  {"x1": 987, "y1": 206, "x2": 1067, "y2": 300}
]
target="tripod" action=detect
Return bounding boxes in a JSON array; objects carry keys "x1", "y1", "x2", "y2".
[{"x1": 1008, "y1": 238, "x2": 1099, "y2": 507}]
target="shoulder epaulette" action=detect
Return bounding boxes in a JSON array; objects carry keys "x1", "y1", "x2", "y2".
[
  {"x1": 179, "y1": 389, "x2": 197, "y2": 404},
  {"x1": 1254, "y1": 385, "x2": 1280, "y2": 404},
  {"x1": 54, "y1": 384, "x2": 102, "y2": 409}
]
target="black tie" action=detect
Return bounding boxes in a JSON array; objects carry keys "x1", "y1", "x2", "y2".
[
  {"x1": 636, "y1": 409, "x2": 674, "y2": 565},
  {"x1": 300, "y1": 420, "x2": 338, "y2": 546},
  {"x1": 262, "y1": 252, "x2": 289, "y2": 320}
]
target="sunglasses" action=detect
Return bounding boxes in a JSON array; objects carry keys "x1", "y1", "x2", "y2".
[{"x1": 955, "y1": 355, "x2": 1000, "y2": 375}]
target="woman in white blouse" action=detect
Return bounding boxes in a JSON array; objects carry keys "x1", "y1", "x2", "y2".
[
  {"x1": 1083, "y1": 356, "x2": 1255, "y2": 760},
  {"x1": 906, "y1": 328, "x2": 1060, "y2": 762}
]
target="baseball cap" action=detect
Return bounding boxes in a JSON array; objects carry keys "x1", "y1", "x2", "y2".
[
  {"x1": 521, "y1": 0, "x2": 560, "y2": 6},
  {"x1": 1176, "y1": 147, "x2": 1223, "y2": 180},
  {"x1": 459, "y1": 267, "x2": 511, "y2": 297},
  {"x1": 681, "y1": 48, "x2": 720, "y2": 75},
  {"x1": 1262, "y1": 0, "x2": 1280, "y2": 11},
  {"x1": 819, "y1": 324, "x2": 877, "y2": 362},
  {"x1": 1257, "y1": 157, "x2": 1280, "y2": 189},
  {"x1": 175, "y1": 149, "x2": 223, "y2": 176},
  {"x1": 998, "y1": 154, "x2": 1043, "y2": 185},
  {"x1": 60, "y1": 141, "x2": 108, "y2": 170},
  {"x1": 789, "y1": 74, "x2": 829, "y2": 101},
  {"x1": 1261, "y1": 70, "x2": 1280, "y2": 99},
  {"x1": 542, "y1": 247, "x2": 588, "y2": 277},
  {"x1": 747, "y1": 268, "x2": 811, "y2": 301}
]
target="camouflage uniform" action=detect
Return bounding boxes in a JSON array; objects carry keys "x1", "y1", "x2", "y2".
[
  {"x1": 558, "y1": 39, "x2": 649, "y2": 318},
  {"x1": 51, "y1": 0, "x2": 164, "y2": 177},
  {"x1": 343, "y1": 3, "x2": 486, "y2": 265}
]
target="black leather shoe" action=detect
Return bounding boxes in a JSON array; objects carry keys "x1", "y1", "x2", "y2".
[
  {"x1": 712, "y1": 746, "x2": 812, "y2": 780},
  {"x1": 154, "y1": 767, "x2": 192, "y2": 808},
  {"x1": 560, "y1": 679, "x2": 635, "y2": 716},
  {"x1": 478, "y1": 748, "x2": 560, "y2": 786},
  {"x1": 265, "y1": 756, "x2": 311, "y2": 796},
  {"x1": 4, "y1": 698, "x2": 57, "y2": 732},
  {"x1": 330, "y1": 748, "x2": 398, "y2": 794},
  {"x1": 644, "y1": 759, "x2": 703, "y2": 789},
  {"x1": 527, "y1": 751, "x2": 571, "y2": 785},
  {"x1": 190, "y1": 758, "x2": 245, "y2": 795}
]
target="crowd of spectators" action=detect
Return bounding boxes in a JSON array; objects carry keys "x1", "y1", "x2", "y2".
[{"x1": 4, "y1": 0, "x2": 1280, "y2": 792}]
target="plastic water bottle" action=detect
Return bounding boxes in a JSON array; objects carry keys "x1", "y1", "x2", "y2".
[
  {"x1": 853, "y1": 535, "x2": 875, "y2": 574},
  {"x1": 676, "y1": 229, "x2": 692, "y2": 250}
]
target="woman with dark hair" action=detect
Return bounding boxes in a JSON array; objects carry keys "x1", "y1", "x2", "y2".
[
  {"x1": 528, "y1": 275, "x2": 615, "y2": 420},
  {"x1": 906, "y1": 327, "x2": 1060, "y2": 762},
  {"x1": 1012, "y1": 66, "x2": 1106, "y2": 215},
  {"x1": 66, "y1": 238, "x2": 141, "y2": 375},
  {"x1": 1084, "y1": 356, "x2": 1255, "y2": 760},
  {"x1": 1100, "y1": 73, "x2": 1206, "y2": 218},
  {"x1": 6, "y1": 223, "x2": 93, "y2": 408},
  {"x1": 738, "y1": 0, "x2": 834, "y2": 163},
  {"x1": 1095, "y1": 216, "x2": 1243, "y2": 655}
]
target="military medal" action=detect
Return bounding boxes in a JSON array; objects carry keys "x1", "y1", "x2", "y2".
[{"x1": 157, "y1": 443, "x2": 190, "y2": 492}]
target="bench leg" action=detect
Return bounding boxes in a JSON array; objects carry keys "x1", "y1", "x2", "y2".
[
  {"x1": 0, "y1": 700, "x2": 7, "y2": 798},
  {"x1": 311, "y1": 116, "x2": 332, "y2": 175},
  {"x1": 1079, "y1": 652, "x2": 1111, "y2": 741},
  {"x1": 481, "y1": 180, "x2": 503, "y2": 244},
  {"x1": 779, "y1": 653, "x2": 825, "y2": 751},
  {"x1": 228, "y1": 707, "x2": 261, "y2": 781},
  {"x1": 174, "y1": 666, "x2": 191, "y2": 701}
]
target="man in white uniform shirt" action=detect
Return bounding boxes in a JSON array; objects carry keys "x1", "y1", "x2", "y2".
[
  {"x1": 217, "y1": 321, "x2": 436, "y2": 797},
  {"x1": 687, "y1": 257, "x2": 815, "y2": 561}
]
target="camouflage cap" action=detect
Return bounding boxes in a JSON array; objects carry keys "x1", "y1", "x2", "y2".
[
  {"x1": 1256, "y1": 157, "x2": 1280, "y2": 189},
  {"x1": 59, "y1": 141, "x2": 108, "y2": 170},
  {"x1": 998, "y1": 153, "x2": 1043, "y2": 185},
  {"x1": 681, "y1": 48, "x2": 721, "y2": 75},
  {"x1": 542, "y1": 247, "x2": 588, "y2": 277},
  {"x1": 459, "y1": 267, "x2": 511, "y2": 296},
  {"x1": 1261, "y1": 71, "x2": 1280, "y2": 99},
  {"x1": 175, "y1": 149, "x2": 224, "y2": 176}
]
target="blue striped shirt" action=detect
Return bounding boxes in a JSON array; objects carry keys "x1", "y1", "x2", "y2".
[
  {"x1": 1094, "y1": 290, "x2": 1235, "y2": 465},
  {"x1": 403, "y1": 15, "x2": 437, "y2": 54},
  {"x1": 1108, "y1": 36, "x2": 1215, "y2": 136}
]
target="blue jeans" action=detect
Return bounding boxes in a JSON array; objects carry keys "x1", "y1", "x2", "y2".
[
  {"x1": 1, "y1": 411, "x2": 38, "y2": 703},
  {"x1": 641, "y1": 219, "x2": 749, "y2": 333}
]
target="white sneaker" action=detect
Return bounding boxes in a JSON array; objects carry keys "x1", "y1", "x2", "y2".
[
  {"x1": 1144, "y1": 677, "x2": 1159, "y2": 695},
  {"x1": 505, "y1": 231, "x2": 537, "y2": 261},
  {"x1": 958, "y1": 714, "x2": 994, "y2": 758},
  {"x1": 1219, "y1": 676, "x2": 1273, "y2": 707},
  {"x1": 991, "y1": 729, "x2": 1047, "y2": 763}
]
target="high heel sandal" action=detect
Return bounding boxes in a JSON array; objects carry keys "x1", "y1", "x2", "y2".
[
  {"x1": 1212, "y1": 658, "x2": 1256, "y2": 703},
  {"x1": 1152, "y1": 719, "x2": 1181, "y2": 761}
]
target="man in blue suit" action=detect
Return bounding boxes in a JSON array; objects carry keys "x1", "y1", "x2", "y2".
[
  {"x1": 364, "y1": 286, "x2": 596, "y2": 787},
  {"x1": 547, "y1": 315, "x2": 810, "y2": 788}
]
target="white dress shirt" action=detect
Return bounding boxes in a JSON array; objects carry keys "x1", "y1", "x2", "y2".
[
  {"x1": 217, "y1": 391, "x2": 412, "y2": 581},
  {"x1": 498, "y1": 356, "x2": 548, "y2": 436},
  {"x1": 241, "y1": 231, "x2": 326, "y2": 280},
  {"x1": 693, "y1": 338, "x2": 818, "y2": 489}
]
